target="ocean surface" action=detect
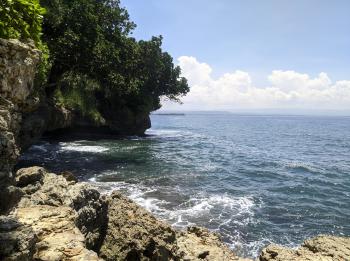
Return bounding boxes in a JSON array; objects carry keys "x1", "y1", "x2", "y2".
[{"x1": 18, "y1": 113, "x2": 350, "y2": 258}]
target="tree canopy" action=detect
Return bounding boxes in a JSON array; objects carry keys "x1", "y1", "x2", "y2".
[
  {"x1": 1, "y1": 0, "x2": 189, "y2": 130},
  {"x1": 0, "y1": 0, "x2": 45, "y2": 45}
]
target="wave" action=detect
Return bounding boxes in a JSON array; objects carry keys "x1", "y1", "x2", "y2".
[
  {"x1": 146, "y1": 129, "x2": 184, "y2": 137},
  {"x1": 146, "y1": 128, "x2": 205, "y2": 139},
  {"x1": 285, "y1": 161, "x2": 319, "y2": 173}
]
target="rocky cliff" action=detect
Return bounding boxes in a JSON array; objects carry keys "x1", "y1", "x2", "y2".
[
  {"x1": 0, "y1": 39, "x2": 41, "y2": 213},
  {"x1": 0, "y1": 38, "x2": 150, "y2": 212}
]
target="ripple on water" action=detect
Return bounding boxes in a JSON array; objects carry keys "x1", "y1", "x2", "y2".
[{"x1": 17, "y1": 115, "x2": 350, "y2": 258}]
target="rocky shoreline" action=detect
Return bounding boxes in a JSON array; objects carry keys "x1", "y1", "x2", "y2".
[
  {"x1": 1, "y1": 38, "x2": 350, "y2": 261},
  {"x1": 1, "y1": 166, "x2": 350, "y2": 260},
  {"x1": 0, "y1": 166, "x2": 249, "y2": 260}
]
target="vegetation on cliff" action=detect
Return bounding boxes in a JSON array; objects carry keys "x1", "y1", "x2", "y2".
[
  {"x1": 0, "y1": 0, "x2": 50, "y2": 89},
  {"x1": 1, "y1": 0, "x2": 189, "y2": 132}
]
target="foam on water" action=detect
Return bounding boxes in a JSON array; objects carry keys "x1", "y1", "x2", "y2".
[
  {"x1": 58, "y1": 142, "x2": 109, "y2": 153},
  {"x1": 285, "y1": 161, "x2": 319, "y2": 173},
  {"x1": 88, "y1": 177, "x2": 259, "y2": 256}
]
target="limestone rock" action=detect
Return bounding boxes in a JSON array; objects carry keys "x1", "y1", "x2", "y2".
[
  {"x1": 259, "y1": 235, "x2": 350, "y2": 261},
  {"x1": 99, "y1": 191, "x2": 248, "y2": 261},
  {"x1": 15, "y1": 166, "x2": 45, "y2": 187},
  {"x1": 0, "y1": 215, "x2": 37, "y2": 261},
  {"x1": 0, "y1": 39, "x2": 40, "y2": 105},
  {"x1": 1, "y1": 167, "x2": 106, "y2": 260},
  {"x1": 177, "y1": 226, "x2": 250, "y2": 261},
  {"x1": 0, "y1": 39, "x2": 41, "y2": 214},
  {"x1": 67, "y1": 183, "x2": 108, "y2": 252},
  {"x1": 16, "y1": 206, "x2": 100, "y2": 261},
  {"x1": 99, "y1": 191, "x2": 178, "y2": 260}
]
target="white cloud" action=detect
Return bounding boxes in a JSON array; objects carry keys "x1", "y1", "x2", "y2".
[{"x1": 161, "y1": 56, "x2": 350, "y2": 112}]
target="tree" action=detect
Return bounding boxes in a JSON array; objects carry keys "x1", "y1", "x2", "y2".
[
  {"x1": 40, "y1": 0, "x2": 189, "y2": 130},
  {"x1": 0, "y1": 0, "x2": 45, "y2": 45},
  {"x1": 0, "y1": 0, "x2": 49, "y2": 90}
]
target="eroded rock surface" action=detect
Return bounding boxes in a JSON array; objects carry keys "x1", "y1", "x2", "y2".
[
  {"x1": 99, "y1": 191, "x2": 250, "y2": 261},
  {"x1": 260, "y1": 235, "x2": 350, "y2": 261},
  {"x1": 177, "y1": 227, "x2": 251, "y2": 261},
  {"x1": 0, "y1": 39, "x2": 41, "y2": 213},
  {"x1": 1, "y1": 167, "x2": 104, "y2": 260},
  {"x1": 2, "y1": 167, "x2": 246, "y2": 260},
  {"x1": 2, "y1": 166, "x2": 349, "y2": 261},
  {"x1": 99, "y1": 191, "x2": 179, "y2": 260}
]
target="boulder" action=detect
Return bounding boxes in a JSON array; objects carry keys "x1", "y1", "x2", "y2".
[
  {"x1": 15, "y1": 166, "x2": 45, "y2": 187},
  {"x1": 259, "y1": 235, "x2": 350, "y2": 261},
  {"x1": 177, "y1": 226, "x2": 250, "y2": 261},
  {"x1": 0, "y1": 167, "x2": 105, "y2": 260},
  {"x1": 99, "y1": 191, "x2": 178, "y2": 260}
]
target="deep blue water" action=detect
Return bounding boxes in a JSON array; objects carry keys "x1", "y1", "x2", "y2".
[{"x1": 18, "y1": 113, "x2": 350, "y2": 258}]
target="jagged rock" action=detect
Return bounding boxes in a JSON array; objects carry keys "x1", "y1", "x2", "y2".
[
  {"x1": 59, "y1": 170, "x2": 78, "y2": 184},
  {"x1": 99, "y1": 191, "x2": 179, "y2": 260},
  {"x1": 15, "y1": 166, "x2": 45, "y2": 187},
  {"x1": 0, "y1": 39, "x2": 41, "y2": 214},
  {"x1": 99, "y1": 191, "x2": 249, "y2": 261},
  {"x1": 0, "y1": 215, "x2": 37, "y2": 261},
  {"x1": 177, "y1": 226, "x2": 250, "y2": 261},
  {"x1": 16, "y1": 206, "x2": 100, "y2": 261},
  {"x1": 67, "y1": 183, "x2": 108, "y2": 252},
  {"x1": 0, "y1": 39, "x2": 40, "y2": 105},
  {"x1": 0, "y1": 167, "x2": 107, "y2": 260},
  {"x1": 259, "y1": 235, "x2": 350, "y2": 261}
]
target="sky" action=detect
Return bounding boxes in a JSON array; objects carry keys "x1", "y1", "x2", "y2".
[{"x1": 121, "y1": 0, "x2": 350, "y2": 114}]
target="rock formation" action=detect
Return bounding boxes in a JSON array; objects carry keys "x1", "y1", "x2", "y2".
[
  {"x1": 0, "y1": 39, "x2": 41, "y2": 213},
  {"x1": 1, "y1": 166, "x2": 249, "y2": 260},
  {"x1": 259, "y1": 235, "x2": 350, "y2": 261},
  {"x1": 0, "y1": 37, "x2": 150, "y2": 212}
]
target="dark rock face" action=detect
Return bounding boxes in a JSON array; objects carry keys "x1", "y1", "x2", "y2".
[
  {"x1": 104, "y1": 107, "x2": 151, "y2": 136},
  {"x1": 0, "y1": 216, "x2": 37, "y2": 261}
]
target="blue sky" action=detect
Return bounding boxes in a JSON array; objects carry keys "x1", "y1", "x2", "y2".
[{"x1": 121, "y1": 0, "x2": 350, "y2": 112}]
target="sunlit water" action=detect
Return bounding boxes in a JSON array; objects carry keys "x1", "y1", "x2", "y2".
[{"x1": 18, "y1": 113, "x2": 350, "y2": 258}]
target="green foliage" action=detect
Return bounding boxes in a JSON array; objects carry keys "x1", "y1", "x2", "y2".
[
  {"x1": 0, "y1": 0, "x2": 50, "y2": 91},
  {"x1": 41, "y1": 0, "x2": 189, "y2": 119},
  {"x1": 0, "y1": 0, "x2": 189, "y2": 129},
  {"x1": 54, "y1": 72, "x2": 105, "y2": 125},
  {"x1": 0, "y1": 0, "x2": 45, "y2": 45}
]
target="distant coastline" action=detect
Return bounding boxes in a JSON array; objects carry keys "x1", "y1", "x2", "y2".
[{"x1": 153, "y1": 113, "x2": 186, "y2": 116}]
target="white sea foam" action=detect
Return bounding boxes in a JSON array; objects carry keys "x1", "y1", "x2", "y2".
[
  {"x1": 285, "y1": 161, "x2": 319, "y2": 173},
  {"x1": 58, "y1": 142, "x2": 109, "y2": 153},
  {"x1": 31, "y1": 144, "x2": 49, "y2": 152},
  {"x1": 88, "y1": 178, "x2": 259, "y2": 256},
  {"x1": 146, "y1": 129, "x2": 183, "y2": 137},
  {"x1": 146, "y1": 128, "x2": 206, "y2": 139}
]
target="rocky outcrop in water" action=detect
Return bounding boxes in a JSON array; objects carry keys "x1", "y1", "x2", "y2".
[{"x1": 259, "y1": 235, "x2": 350, "y2": 261}]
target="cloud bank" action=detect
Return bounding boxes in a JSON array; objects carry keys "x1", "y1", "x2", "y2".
[{"x1": 162, "y1": 56, "x2": 350, "y2": 112}]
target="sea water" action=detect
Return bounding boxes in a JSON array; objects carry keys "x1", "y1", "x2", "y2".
[{"x1": 18, "y1": 113, "x2": 350, "y2": 258}]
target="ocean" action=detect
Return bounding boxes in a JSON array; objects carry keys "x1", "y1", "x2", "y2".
[{"x1": 18, "y1": 113, "x2": 350, "y2": 258}]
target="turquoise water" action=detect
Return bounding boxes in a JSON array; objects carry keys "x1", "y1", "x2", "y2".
[{"x1": 18, "y1": 113, "x2": 350, "y2": 258}]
